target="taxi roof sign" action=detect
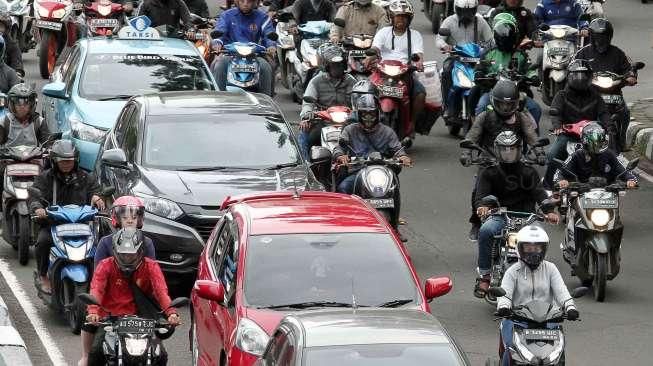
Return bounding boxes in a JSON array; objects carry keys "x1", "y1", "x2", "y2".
[{"x1": 117, "y1": 16, "x2": 161, "y2": 40}]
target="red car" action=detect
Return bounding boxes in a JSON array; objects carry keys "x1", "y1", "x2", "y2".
[{"x1": 189, "y1": 191, "x2": 453, "y2": 366}]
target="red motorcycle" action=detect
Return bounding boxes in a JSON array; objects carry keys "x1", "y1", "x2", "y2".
[
  {"x1": 84, "y1": 0, "x2": 125, "y2": 36},
  {"x1": 33, "y1": 0, "x2": 80, "y2": 78}
]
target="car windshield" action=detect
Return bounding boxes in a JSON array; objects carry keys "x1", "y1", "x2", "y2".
[
  {"x1": 302, "y1": 343, "x2": 465, "y2": 366},
  {"x1": 244, "y1": 233, "x2": 420, "y2": 308},
  {"x1": 78, "y1": 53, "x2": 214, "y2": 100},
  {"x1": 143, "y1": 113, "x2": 300, "y2": 170},
  {"x1": 0, "y1": 346, "x2": 32, "y2": 366}
]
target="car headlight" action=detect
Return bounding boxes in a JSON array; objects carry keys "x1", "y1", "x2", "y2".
[
  {"x1": 52, "y1": 8, "x2": 66, "y2": 18},
  {"x1": 137, "y1": 193, "x2": 184, "y2": 220},
  {"x1": 125, "y1": 337, "x2": 148, "y2": 356},
  {"x1": 382, "y1": 64, "x2": 402, "y2": 76},
  {"x1": 64, "y1": 243, "x2": 89, "y2": 262},
  {"x1": 590, "y1": 209, "x2": 610, "y2": 226},
  {"x1": 15, "y1": 188, "x2": 29, "y2": 200},
  {"x1": 235, "y1": 318, "x2": 269, "y2": 356},
  {"x1": 329, "y1": 111, "x2": 349, "y2": 123},
  {"x1": 70, "y1": 118, "x2": 108, "y2": 143},
  {"x1": 456, "y1": 69, "x2": 474, "y2": 88},
  {"x1": 234, "y1": 45, "x2": 254, "y2": 56}
]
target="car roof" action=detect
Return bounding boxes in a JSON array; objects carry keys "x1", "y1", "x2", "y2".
[
  {"x1": 139, "y1": 90, "x2": 280, "y2": 116},
  {"x1": 227, "y1": 192, "x2": 390, "y2": 235},
  {"x1": 285, "y1": 309, "x2": 450, "y2": 347},
  {"x1": 81, "y1": 37, "x2": 199, "y2": 56}
]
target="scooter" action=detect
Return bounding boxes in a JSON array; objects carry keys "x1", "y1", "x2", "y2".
[
  {"x1": 332, "y1": 18, "x2": 373, "y2": 81},
  {"x1": 82, "y1": 0, "x2": 124, "y2": 36},
  {"x1": 189, "y1": 13, "x2": 214, "y2": 65},
  {"x1": 3, "y1": 0, "x2": 36, "y2": 52},
  {"x1": 289, "y1": 20, "x2": 331, "y2": 102},
  {"x1": 553, "y1": 158, "x2": 639, "y2": 302},
  {"x1": 79, "y1": 294, "x2": 188, "y2": 365},
  {"x1": 275, "y1": 8, "x2": 297, "y2": 90},
  {"x1": 537, "y1": 23, "x2": 578, "y2": 106},
  {"x1": 33, "y1": 0, "x2": 79, "y2": 78}
]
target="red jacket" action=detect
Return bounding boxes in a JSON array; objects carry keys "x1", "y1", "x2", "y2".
[{"x1": 88, "y1": 257, "x2": 176, "y2": 318}]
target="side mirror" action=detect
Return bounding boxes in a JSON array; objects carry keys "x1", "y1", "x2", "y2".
[
  {"x1": 194, "y1": 280, "x2": 225, "y2": 302},
  {"x1": 534, "y1": 137, "x2": 550, "y2": 148},
  {"x1": 101, "y1": 148, "x2": 130, "y2": 170},
  {"x1": 78, "y1": 293, "x2": 101, "y2": 306},
  {"x1": 459, "y1": 139, "x2": 475, "y2": 149},
  {"x1": 437, "y1": 27, "x2": 451, "y2": 37},
  {"x1": 538, "y1": 23, "x2": 550, "y2": 32},
  {"x1": 548, "y1": 108, "x2": 559, "y2": 116},
  {"x1": 310, "y1": 146, "x2": 331, "y2": 163},
  {"x1": 42, "y1": 82, "x2": 69, "y2": 100},
  {"x1": 266, "y1": 32, "x2": 279, "y2": 41},
  {"x1": 302, "y1": 95, "x2": 317, "y2": 104},
  {"x1": 333, "y1": 18, "x2": 346, "y2": 27},
  {"x1": 424, "y1": 276, "x2": 452, "y2": 300},
  {"x1": 570, "y1": 286, "x2": 589, "y2": 298},
  {"x1": 633, "y1": 61, "x2": 645, "y2": 71},
  {"x1": 625, "y1": 157, "x2": 639, "y2": 171},
  {"x1": 210, "y1": 30, "x2": 223, "y2": 39},
  {"x1": 168, "y1": 297, "x2": 190, "y2": 308},
  {"x1": 487, "y1": 287, "x2": 506, "y2": 298}
]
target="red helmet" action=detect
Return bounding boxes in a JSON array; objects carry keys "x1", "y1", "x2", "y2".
[{"x1": 111, "y1": 196, "x2": 145, "y2": 228}]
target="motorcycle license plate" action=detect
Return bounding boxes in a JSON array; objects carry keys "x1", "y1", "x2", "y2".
[
  {"x1": 549, "y1": 47, "x2": 569, "y2": 56},
  {"x1": 366, "y1": 198, "x2": 394, "y2": 208},
  {"x1": 117, "y1": 319, "x2": 156, "y2": 333},
  {"x1": 231, "y1": 64, "x2": 258, "y2": 73},
  {"x1": 379, "y1": 85, "x2": 403, "y2": 98},
  {"x1": 459, "y1": 57, "x2": 480, "y2": 63},
  {"x1": 523, "y1": 329, "x2": 559, "y2": 341},
  {"x1": 582, "y1": 197, "x2": 618, "y2": 208},
  {"x1": 601, "y1": 94, "x2": 623, "y2": 105},
  {"x1": 349, "y1": 49, "x2": 366, "y2": 58},
  {"x1": 35, "y1": 20, "x2": 63, "y2": 31},
  {"x1": 89, "y1": 18, "x2": 119, "y2": 27}
]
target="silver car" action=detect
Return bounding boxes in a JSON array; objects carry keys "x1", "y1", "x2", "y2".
[
  {"x1": 0, "y1": 296, "x2": 32, "y2": 365},
  {"x1": 255, "y1": 308, "x2": 471, "y2": 365}
]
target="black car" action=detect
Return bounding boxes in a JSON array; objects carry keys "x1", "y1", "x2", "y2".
[{"x1": 95, "y1": 90, "x2": 322, "y2": 289}]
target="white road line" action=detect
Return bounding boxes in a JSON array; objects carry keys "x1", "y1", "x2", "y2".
[
  {"x1": 0, "y1": 258, "x2": 67, "y2": 366},
  {"x1": 635, "y1": 167, "x2": 653, "y2": 183}
]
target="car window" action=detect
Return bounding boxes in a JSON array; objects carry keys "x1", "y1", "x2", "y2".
[
  {"x1": 209, "y1": 219, "x2": 226, "y2": 275},
  {"x1": 59, "y1": 46, "x2": 79, "y2": 80},
  {"x1": 121, "y1": 106, "x2": 140, "y2": 161},
  {"x1": 216, "y1": 220, "x2": 239, "y2": 307},
  {"x1": 64, "y1": 48, "x2": 82, "y2": 89},
  {"x1": 114, "y1": 104, "x2": 135, "y2": 146},
  {"x1": 302, "y1": 343, "x2": 467, "y2": 366}
]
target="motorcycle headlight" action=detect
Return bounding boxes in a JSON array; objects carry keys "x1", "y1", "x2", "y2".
[
  {"x1": 234, "y1": 318, "x2": 269, "y2": 357},
  {"x1": 506, "y1": 232, "x2": 518, "y2": 248},
  {"x1": 70, "y1": 118, "x2": 108, "y2": 144},
  {"x1": 98, "y1": 4, "x2": 111, "y2": 15},
  {"x1": 52, "y1": 8, "x2": 66, "y2": 18},
  {"x1": 456, "y1": 69, "x2": 474, "y2": 88},
  {"x1": 329, "y1": 111, "x2": 349, "y2": 123},
  {"x1": 593, "y1": 76, "x2": 616, "y2": 89},
  {"x1": 550, "y1": 28, "x2": 566, "y2": 39},
  {"x1": 124, "y1": 337, "x2": 148, "y2": 356},
  {"x1": 37, "y1": 6, "x2": 50, "y2": 17},
  {"x1": 64, "y1": 243, "x2": 89, "y2": 262},
  {"x1": 353, "y1": 37, "x2": 372, "y2": 49},
  {"x1": 234, "y1": 45, "x2": 254, "y2": 56},
  {"x1": 364, "y1": 167, "x2": 391, "y2": 198},
  {"x1": 137, "y1": 193, "x2": 184, "y2": 220},
  {"x1": 382, "y1": 64, "x2": 402, "y2": 76},
  {"x1": 590, "y1": 209, "x2": 610, "y2": 226},
  {"x1": 15, "y1": 188, "x2": 29, "y2": 200}
]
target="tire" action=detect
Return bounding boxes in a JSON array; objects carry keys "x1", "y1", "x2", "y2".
[
  {"x1": 67, "y1": 281, "x2": 88, "y2": 334},
  {"x1": 39, "y1": 30, "x2": 58, "y2": 79},
  {"x1": 448, "y1": 124, "x2": 461, "y2": 136},
  {"x1": 18, "y1": 215, "x2": 30, "y2": 266},
  {"x1": 191, "y1": 318, "x2": 199, "y2": 366},
  {"x1": 593, "y1": 253, "x2": 608, "y2": 302},
  {"x1": 431, "y1": 4, "x2": 444, "y2": 34}
]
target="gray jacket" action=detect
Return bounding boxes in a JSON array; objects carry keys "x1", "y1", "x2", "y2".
[
  {"x1": 300, "y1": 71, "x2": 357, "y2": 120},
  {"x1": 435, "y1": 14, "x2": 494, "y2": 50},
  {"x1": 333, "y1": 123, "x2": 406, "y2": 159},
  {"x1": 498, "y1": 260, "x2": 576, "y2": 311},
  {"x1": 465, "y1": 110, "x2": 539, "y2": 151}
]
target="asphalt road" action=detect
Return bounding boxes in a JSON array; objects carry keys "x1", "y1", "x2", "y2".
[{"x1": 1, "y1": 0, "x2": 652, "y2": 365}]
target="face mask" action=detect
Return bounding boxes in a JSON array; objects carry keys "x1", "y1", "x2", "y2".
[{"x1": 328, "y1": 63, "x2": 346, "y2": 79}]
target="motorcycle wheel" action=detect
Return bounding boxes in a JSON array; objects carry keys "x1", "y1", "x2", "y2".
[
  {"x1": 593, "y1": 253, "x2": 608, "y2": 302},
  {"x1": 431, "y1": 4, "x2": 444, "y2": 34},
  {"x1": 39, "y1": 30, "x2": 58, "y2": 79},
  {"x1": 67, "y1": 281, "x2": 88, "y2": 334},
  {"x1": 18, "y1": 215, "x2": 30, "y2": 266}
]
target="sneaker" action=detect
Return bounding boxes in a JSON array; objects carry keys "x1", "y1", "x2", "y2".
[{"x1": 468, "y1": 223, "x2": 480, "y2": 242}]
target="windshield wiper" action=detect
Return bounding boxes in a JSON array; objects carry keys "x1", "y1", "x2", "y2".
[
  {"x1": 262, "y1": 162, "x2": 301, "y2": 170},
  {"x1": 377, "y1": 299, "x2": 413, "y2": 308},
  {"x1": 96, "y1": 94, "x2": 134, "y2": 101},
  {"x1": 178, "y1": 166, "x2": 258, "y2": 172},
  {"x1": 262, "y1": 301, "x2": 365, "y2": 310}
]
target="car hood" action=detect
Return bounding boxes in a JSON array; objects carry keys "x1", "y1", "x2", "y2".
[
  {"x1": 135, "y1": 165, "x2": 313, "y2": 206},
  {"x1": 244, "y1": 308, "x2": 287, "y2": 335},
  {"x1": 73, "y1": 97, "x2": 128, "y2": 129}
]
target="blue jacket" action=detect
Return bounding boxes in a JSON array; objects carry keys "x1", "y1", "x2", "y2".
[
  {"x1": 534, "y1": 0, "x2": 585, "y2": 28},
  {"x1": 213, "y1": 8, "x2": 276, "y2": 49}
]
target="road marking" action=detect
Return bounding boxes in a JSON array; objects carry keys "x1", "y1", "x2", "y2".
[{"x1": 0, "y1": 258, "x2": 67, "y2": 366}]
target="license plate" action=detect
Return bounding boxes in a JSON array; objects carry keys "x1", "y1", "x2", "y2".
[
  {"x1": 349, "y1": 49, "x2": 366, "y2": 57},
  {"x1": 549, "y1": 47, "x2": 569, "y2": 56},
  {"x1": 379, "y1": 85, "x2": 403, "y2": 98},
  {"x1": 583, "y1": 198, "x2": 618, "y2": 208},
  {"x1": 231, "y1": 64, "x2": 257, "y2": 73},
  {"x1": 523, "y1": 329, "x2": 559, "y2": 341},
  {"x1": 366, "y1": 198, "x2": 394, "y2": 208},
  {"x1": 35, "y1": 20, "x2": 63, "y2": 31},
  {"x1": 601, "y1": 94, "x2": 623, "y2": 105},
  {"x1": 117, "y1": 319, "x2": 155, "y2": 333},
  {"x1": 459, "y1": 57, "x2": 480, "y2": 63},
  {"x1": 89, "y1": 18, "x2": 119, "y2": 27}
]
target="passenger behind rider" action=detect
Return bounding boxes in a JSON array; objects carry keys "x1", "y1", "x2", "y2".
[
  {"x1": 435, "y1": 0, "x2": 493, "y2": 120},
  {"x1": 543, "y1": 59, "x2": 610, "y2": 190},
  {"x1": 0, "y1": 13, "x2": 24, "y2": 77},
  {"x1": 532, "y1": 0, "x2": 589, "y2": 68},
  {"x1": 29, "y1": 141, "x2": 106, "y2": 295},
  {"x1": 496, "y1": 225, "x2": 579, "y2": 366},
  {"x1": 292, "y1": 0, "x2": 336, "y2": 25},
  {"x1": 138, "y1": 0, "x2": 192, "y2": 31},
  {"x1": 365, "y1": 0, "x2": 425, "y2": 146},
  {"x1": 299, "y1": 44, "x2": 357, "y2": 159},
  {"x1": 329, "y1": 0, "x2": 388, "y2": 43},
  {"x1": 0, "y1": 37, "x2": 20, "y2": 94},
  {"x1": 473, "y1": 131, "x2": 558, "y2": 297},
  {"x1": 211, "y1": 0, "x2": 277, "y2": 96},
  {"x1": 576, "y1": 18, "x2": 638, "y2": 152}
]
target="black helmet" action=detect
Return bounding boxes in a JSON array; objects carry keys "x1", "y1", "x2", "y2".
[
  {"x1": 353, "y1": 93, "x2": 379, "y2": 131},
  {"x1": 581, "y1": 122, "x2": 609, "y2": 155},
  {"x1": 350, "y1": 79, "x2": 376, "y2": 109},
  {"x1": 8, "y1": 83, "x2": 37, "y2": 115},
  {"x1": 318, "y1": 43, "x2": 346, "y2": 78},
  {"x1": 50, "y1": 140, "x2": 79, "y2": 171},
  {"x1": 354, "y1": 0, "x2": 372, "y2": 6},
  {"x1": 490, "y1": 79, "x2": 519, "y2": 117},
  {"x1": 567, "y1": 59, "x2": 592, "y2": 91},
  {"x1": 112, "y1": 228, "x2": 145, "y2": 276},
  {"x1": 588, "y1": 18, "x2": 613, "y2": 54},
  {"x1": 493, "y1": 20, "x2": 518, "y2": 53},
  {"x1": 494, "y1": 130, "x2": 522, "y2": 164},
  {"x1": 503, "y1": 0, "x2": 524, "y2": 9}
]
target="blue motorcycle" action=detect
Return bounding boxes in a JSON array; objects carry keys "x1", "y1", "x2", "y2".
[
  {"x1": 223, "y1": 41, "x2": 270, "y2": 93},
  {"x1": 33, "y1": 205, "x2": 101, "y2": 334},
  {"x1": 441, "y1": 41, "x2": 482, "y2": 136}
]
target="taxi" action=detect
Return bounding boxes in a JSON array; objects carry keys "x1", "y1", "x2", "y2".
[{"x1": 41, "y1": 16, "x2": 218, "y2": 171}]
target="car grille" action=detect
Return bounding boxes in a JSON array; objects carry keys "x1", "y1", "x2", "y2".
[
  {"x1": 192, "y1": 223, "x2": 215, "y2": 241},
  {"x1": 178, "y1": 215, "x2": 219, "y2": 242}
]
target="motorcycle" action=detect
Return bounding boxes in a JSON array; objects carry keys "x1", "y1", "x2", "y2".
[
  {"x1": 33, "y1": 0, "x2": 79, "y2": 78},
  {"x1": 578, "y1": 0, "x2": 605, "y2": 20},
  {"x1": 83, "y1": 0, "x2": 124, "y2": 37},
  {"x1": 426, "y1": 0, "x2": 453, "y2": 34},
  {"x1": 485, "y1": 286, "x2": 588, "y2": 366},
  {"x1": 2, "y1": 0, "x2": 36, "y2": 52},
  {"x1": 189, "y1": 13, "x2": 215, "y2": 65},
  {"x1": 303, "y1": 96, "x2": 351, "y2": 153},
  {"x1": 289, "y1": 20, "x2": 331, "y2": 102},
  {"x1": 590, "y1": 61, "x2": 645, "y2": 152},
  {"x1": 332, "y1": 18, "x2": 373, "y2": 81},
  {"x1": 275, "y1": 9, "x2": 297, "y2": 90},
  {"x1": 79, "y1": 294, "x2": 188, "y2": 365},
  {"x1": 537, "y1": 23, "x2": 578, "y2": 106},
  {"x1": 553, "y1": 158, "x2": 639, "y2": 302}
]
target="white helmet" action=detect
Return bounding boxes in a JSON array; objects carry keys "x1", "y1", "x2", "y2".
[
  {"x1": 388, "y1": 0, "x2": 414, "y2": 18},
  {"x1": 454, "y1": 0, "x2": 477, "y2": 8},
  {"x1": 516, "y1": 225, "x2": 549, "y2": 269},
  {"x1": 454, "y1": 0, "x2": 477, "y2": 23}
]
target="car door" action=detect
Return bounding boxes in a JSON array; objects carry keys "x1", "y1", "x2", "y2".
[{"x1": 43, "y1": 46, "x2": 80, "y2": 133}]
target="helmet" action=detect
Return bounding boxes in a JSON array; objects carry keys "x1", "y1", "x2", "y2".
[
  {"x1": 8, "y1": 83, "x2": 37, "y2": 115},
  {"x1": 581, "y1": 122, "x2": 609, "y2": 155},
  {"x1": 50, "y1": 140, "x2": 79, "y2": 172},
  {"x1": 454, "y1": 0, "x2": 478, "y2": 23},
  {"x1": 503, "y1": 0, "x2": 524, "y2": 9},
  {"x1": 353, "y1": 93, "x2": 379, "y2": 131},
  {"x1": 567, "y1": 59, "x2": 592, "y2": 91},
  {"x1": 588, "y1": 18, "x2": 613, "y2": 54},
  {"x1": 388, "y1": 0, "x2": 414, "y2": 21},
  {"x1": 492, "y1": 14, "x2": 518, "y2": 53},
  {"x1": 492, "y1": 12, "x2": 516, "y2": 28},
  {"x1": 318, "y1": 43, "x2": 346, "y2": 78},
  {"x1": 516, "y1": 225, "x2": 549, "y2": 270},
  {"x1": 111, "y1": 196, "x2": 146, "y2": 228},
  {"x1": 350, "y1": 79, "x2": 376, "y2": 108},
  {"x1": 112, "y1": 228, "x2": 145, "y2": 275},
  {"x1": 490, "y1": 79, "x2": 519, "y2": 117},
  {"x1": 493, "y1": 130, "x2": 522, "y2": 164},
  {"x1": 354, "y1": 0, "x2": 372, "y2": 6}
]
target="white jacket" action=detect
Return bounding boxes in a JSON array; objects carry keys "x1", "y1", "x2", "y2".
[{"x1": 498, "y1": 260, "x2": 576, "y2": 311}]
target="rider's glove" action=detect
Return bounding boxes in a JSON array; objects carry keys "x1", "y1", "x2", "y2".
[
  {"x1": 528, "y1": 75, "x2": 541, "y2": 86},
  {"x1": 566, "y1": 308, "x2": 579, "y2": 321},
  {"x1": 536, "y1": 151, "x2": 547, "y2": 166},
  {"x1": 496, "y1": 307, "x2": 512, "y2": 317},
  {"x1": 460, "y1": 152, "x2": 472, "y2": 167}
]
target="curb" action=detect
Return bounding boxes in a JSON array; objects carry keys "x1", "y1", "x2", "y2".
[{"x1": 625, "y1": 99, "x2": 653, "y2": 181}]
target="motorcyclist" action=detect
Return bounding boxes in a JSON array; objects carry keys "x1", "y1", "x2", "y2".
[
  {"x1": 29, "y1": 141, "x2": 106, "y2": 295},
  {"x1": 138, "y1": 0, "x2": 192, "y2": 31},
  {"x1": 292, "y1": 0, "x2": 336, "y2": 25},
  {"x1": 211, "y1": 0, "x2": 277, "y2": 95},
  {"x1": 299, "y1": 44, "x2": 356, "y2": 159},
  {"x1": 183, "y1": 0, "x2": 210, "y2": 17},
  {"x1": 533, "y1": 0, "x2": 586, "y2": 29},
  {"x1": 464, "y1": 80, "x2": 542, "y2": 240},
  {"x1": 435, "y1": 0, "x2": 493, "y2": 119},
  {"x1": 0, "y1": 84, "x2": 50, "y2": 147},
  {"x1": 365, "y1": 0, "x2": 426, "y2": 145},
  {"x1": 473, "y1": 131, "x2": 558, "y2": 297},
  {"x1": 575, "y1": 18, "x2": 638, "y2": 152},
  {"x1": 496, "y1": 225, "x2": 579, "y2": 366},
  {"x1": 0, "y1": 13, "x2": 24, "y2": 77},
  {"x1": 329, "y1": 0, "x2": 389, "y2": 43},
  {"x1": 543, "y1": 59, "x2": 610, "y2": 189},
  {"x1": 0, "y1": 36, "x2": 19, "y2": 94},
  {"x1": 488, "y1": 0, "x2": 537, "y2": 46},
  {"x1": 83, "y1": 228, "x2": 180, "y2": 366}
]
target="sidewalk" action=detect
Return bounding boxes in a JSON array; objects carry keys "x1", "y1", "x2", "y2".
[{"x1": 625, "y1": 98, "x2": 653, "y2": 178}]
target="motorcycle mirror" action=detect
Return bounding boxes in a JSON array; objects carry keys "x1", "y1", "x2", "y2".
[
  {"x1": 633, "y1": 61, "x2": 645, "y2": 71},
  {"x1": 78, "y1": 293, "x2": 101, "y2": 306},
  {"x1": 302, "y1": 95, "x2": 317, "y2": 104},
  {"x1": 266, "y1": 32, "x2": 279, "y2": 41},
  {"x1": 570, "y1": 286, "x2": 589, "y2": 298},
  {"x1": 168, "y1": 297, "x2": 190, "y2": 309},
  {"x1": 535, "y1": 137, "x2": 550, "y2": 148},
  {"x1": 210, "y1": 30, "x2": 223, "y2": 39},
  {"x1": 538, "y1": 23, "x2": 550, "y2": 32},
  {"x1": 487, "y1": 287, "x2": 507, "y2": 298},
  {"x1": 437, "y1": 27, "x2": 451, "y2": 37},
  {"x1": 548, "y1": 108, "x2": 559, "y2": 116},
  {"x1": 333, "y1": 18, "x2": 346, "y2": 27}
]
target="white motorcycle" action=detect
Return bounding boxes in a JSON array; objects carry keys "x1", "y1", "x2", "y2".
[
  {"x1": 289, "y1": 20, "x2": 331, "y2": 103},
  {"x1": 275, "y1": 8, "x2": 297, "y2": 91},
  {"x1": 1, "y1": 0, "x2": 35, "y2": 52},
  {"x1": 538, "y1": 24, "x2": 578, "y2": 106}
]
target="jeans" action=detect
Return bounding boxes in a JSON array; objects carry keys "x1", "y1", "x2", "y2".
[
  {"x1": 337, "y1": 173, "x2": 357, "y2": 194},
  {"x1": 475, "y1": 92, "x2": 542, "y2": 129},
  {"x1": 298, "y1": 122, "x2": 323, "y2": 160},
  {"x1": 478, "y1": 215, "x2": 506, "y2": 275},
  {"x1": 35, "y1": 226, "x2": 53, "y2": 277},
  {"x1": 212, "y1": 55, "x2": 274, "y2": 96},
  {"x1": 500, "y1": 319, "x2": 514, "y2": 366},
  {"x1": 440, "y1": 57, "x2": 455, "y2": 111},
  {"x1": 543, "y1": 134, "x2": 574, "y2": 189}
]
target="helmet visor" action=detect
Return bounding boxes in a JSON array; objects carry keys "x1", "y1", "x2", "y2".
[
  {"x1": 114, "y1": 206, "x2": 144, "y2": 221},
  {"x1": 520, "y1": 242, "x2": 545, "y2": 253},
  {"x1": 456, "y1": 7, "x2": 476, "y2": 20},
  {"x1": 585, "y1": 134, "x2": 609, "y2": 154},
  {"x1": 492, "y1": 97, "x2": 519, "y2": 116},
  {"x1": 496, "y1": 145, "x2": 521, "y2": 163},
  {"x1": 359, "y1": 110, "x2": 378, "y2": 130},
  {"x1": 10, "y1": 97, "x2": 33, "y2": 107}
]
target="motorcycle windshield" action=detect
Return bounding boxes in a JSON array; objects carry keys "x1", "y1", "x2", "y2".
[
  {"x1": 47, "y1": 205, "x2": 98, "y2": 223},
  {"x1": 454, "y1": 43, "x2": 481, "y2": 58},
  {"x1": 513, "y1": 300, "x2": 564, "y2": 323},
  {"x1": 298, "y1": 20, "x2": 331, "y2": 37}
]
